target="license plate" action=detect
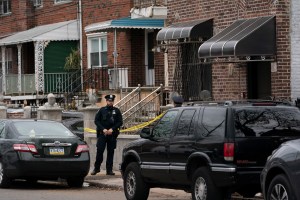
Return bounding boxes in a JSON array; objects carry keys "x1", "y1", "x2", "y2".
[{"x1": 49, "y1": 147, "x2": 64, "y2": 155}]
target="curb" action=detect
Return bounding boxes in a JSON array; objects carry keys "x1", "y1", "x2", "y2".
[{"x1": 85, "y1": 180, "x2": 123, "y2": 190}]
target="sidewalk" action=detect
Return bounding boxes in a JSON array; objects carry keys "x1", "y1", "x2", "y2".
[{"x1": 84, "y1": 170, "x2": 191, "y2": 198}]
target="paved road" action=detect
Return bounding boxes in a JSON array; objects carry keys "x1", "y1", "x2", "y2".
[{"x1": 0, "y1": 180, "x2": 191, "y2": 200}]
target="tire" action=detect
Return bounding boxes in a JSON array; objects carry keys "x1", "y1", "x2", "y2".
[
  {"x1": 123, "y1": 162, "x2": 149, "y2": 200},
  {"x1": 0, "y1": 161, "x2": 12, "y2": 188},
  {"x1": 267, "y1": 174, "x2": 296, "y2": 200},
  {"x1": 67, "y1": 177, "x2": 84, "y2": 188},
  {"x1": 192, "y1": 167, "x2": 223, "y2": 200}
]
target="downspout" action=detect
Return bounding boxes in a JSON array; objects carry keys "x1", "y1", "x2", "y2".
[
  {"x1": 78, "y1": 0, "x2": 83, "y2": 91},
  {"x1": 113, "y1": 29, "x2": 118, "y2": 89}
]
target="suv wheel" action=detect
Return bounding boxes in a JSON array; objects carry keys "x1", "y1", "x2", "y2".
[
  {"x1": 124, "y1": 162, "x2": 149, "y2": 200},
  {"x1": 0, "y1": 162, "x2": 12, "y2": 188},
  {"x1": 192, "y1": 167, "x2": 222, "y2": 200},
  {"x1": 267, "y1": 174, "x2": 295, "y2": 200}
]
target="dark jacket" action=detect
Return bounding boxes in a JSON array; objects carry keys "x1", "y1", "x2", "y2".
[{"x1": 94, "y1": 105, "x2": 123, "y2": 137}]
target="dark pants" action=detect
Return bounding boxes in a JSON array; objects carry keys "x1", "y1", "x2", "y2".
[{"x1": 94, "y1": 134, "x2": 117, "y2": 172}]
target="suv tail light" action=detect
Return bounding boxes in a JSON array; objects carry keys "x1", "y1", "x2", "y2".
[
  {"x1": 75, "y1": 144, "x2": 89, "y2": 154},
  {"x1": 13, "y1": 144, "x2": 38, "y2": 154},
  {"x1": 224, "y1": 143, "x2": 234, "y2": 161}
]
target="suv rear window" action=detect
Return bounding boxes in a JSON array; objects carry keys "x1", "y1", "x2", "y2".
[{"x1": 234, "y1": 107, "x2": 300, "y2": 137}]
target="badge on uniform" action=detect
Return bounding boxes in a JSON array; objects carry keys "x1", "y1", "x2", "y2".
[{"x1": 112, "y1": 110, "x2": 116, "y2": 115}]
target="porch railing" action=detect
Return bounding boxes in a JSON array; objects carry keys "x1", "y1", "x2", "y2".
[
  {"x1": 5, "y1": 74, "x2": 35, "y2": 94},
  {"x1": 121, "y1": 84, "x2": 164, "y2": 133}
]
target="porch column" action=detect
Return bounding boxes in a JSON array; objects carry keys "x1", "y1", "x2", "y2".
[
  {"x1": 1, "y1": 46, "x2": 6, "y2": 94},
  {"x1": 17, "y1": 44, "x2": 22, "y2": 94},
  {"x1": 34, "y1": 41, "x2": 45, "y2": 94}
]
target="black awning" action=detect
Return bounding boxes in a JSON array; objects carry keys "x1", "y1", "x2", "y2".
[
  {"x1": 156, "y1": 19, "x2": 213, "y2": 41},
  {"x1": 198, "y1": 16, "x2": 276, "y2": 58}
]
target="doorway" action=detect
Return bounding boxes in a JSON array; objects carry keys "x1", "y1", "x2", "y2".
[{"x1": 247, "y1": 62, "x2": 271, "y2": 99}]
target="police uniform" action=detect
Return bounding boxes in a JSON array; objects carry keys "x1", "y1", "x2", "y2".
[{"x1": 91, "y1": 94, "x2": 123, "y2": 175}]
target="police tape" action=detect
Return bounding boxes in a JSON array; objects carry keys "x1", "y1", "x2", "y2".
[{"x1": 84, "y1": 112, "x2": 165, "y2": 134}]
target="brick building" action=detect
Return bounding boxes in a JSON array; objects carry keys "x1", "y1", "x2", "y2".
[
  {"x1": 0, "y1": 0, "x2": 167, "y2": 106},
  {"x1": 158, "y1": 0, "x2": 298, "y2": 102},
  {"x1": 0, "y1": 0, "x2": 298, "y2": 105},
  {"x1": 0, "y1": 0, "x2": 79, "y2": 105}
]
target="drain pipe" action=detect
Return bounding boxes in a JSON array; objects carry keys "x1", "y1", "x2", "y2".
[{"x1": 78, "y1": 0, "x2": 83, "y2": 91}]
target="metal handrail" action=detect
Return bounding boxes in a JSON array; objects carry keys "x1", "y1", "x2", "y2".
[
  {"x1": 122, "y1": 84, "x2": 163, "y2": 119},
  {"x1": 114, "y1": 84, "x2": 141, "y2": 108}
]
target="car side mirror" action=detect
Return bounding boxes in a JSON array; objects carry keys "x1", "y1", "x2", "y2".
[{"x1": 140, "y1": 127, "x2": 151, "y2": 139}]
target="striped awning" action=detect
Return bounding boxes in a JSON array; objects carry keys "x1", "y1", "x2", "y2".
[
  {"x1": 156, "y1": 19, "x2": 213, "y2": 41},
  {"x1": 198, "y1": 16, "x2": 276, "y2": 58},
  {"x1": 85, "y1": 17, "x2": 164, "y2": 33},
  {"x1": 0, "y1": 20, "x2": 79, "y2": 46}
]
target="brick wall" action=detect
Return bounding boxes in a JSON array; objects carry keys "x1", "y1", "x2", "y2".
[{"x1": 167, "y1": 0, "x2": 291, "y2": 100}]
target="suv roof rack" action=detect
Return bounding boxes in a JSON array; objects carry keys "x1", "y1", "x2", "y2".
[{"x1": 184, "y1": 99, "x2": 294, "y2": 107}]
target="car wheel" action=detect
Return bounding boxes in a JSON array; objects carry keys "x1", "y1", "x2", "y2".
[
  {"x1": 0, "y1": 162, "x2": 12, "y2": 188},
  {"x1": 267, "y1": 174, "x2": 296, "y2": 200},
  {"x1": 123, "y1": 162, "x2": 149, "y2": 200},
  {"x1": 67, "y1": 177, "x2": 84, "y2": 188},
  {"x1": 192, "y1": 167, "x2": 223, "y2": 200}
]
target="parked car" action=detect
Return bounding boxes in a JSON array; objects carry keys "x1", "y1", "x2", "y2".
[
  {"x1": 261, "y1": 139, "x2": 300, "y2": 200},
  {"x1": 62, "y1": 111, "x2": 84, "y2": 140},
  {"x1": 120, "y1": 101, "x2": 300, "y2": 200},
  {"x1": 0, "y1": 119, "x2": 90, "y2": 188}
]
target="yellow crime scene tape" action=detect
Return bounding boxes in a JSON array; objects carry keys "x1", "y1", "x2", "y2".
[{"x1": 84, "y1": 112, "x2": 165, "y2": 134}]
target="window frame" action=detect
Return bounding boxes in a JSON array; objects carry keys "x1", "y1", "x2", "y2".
[
  {"x1": 0, "y1": 0, "x2": 11, "y2": 15},
  {"x1": 87, "y1": 33, "x2": 108, "y2": 68}
]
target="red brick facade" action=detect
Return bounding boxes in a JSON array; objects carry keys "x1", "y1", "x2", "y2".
[
  {"x1": 166, "y1": 0, "x2": 290, "y2": 100},
  {"x1": 1, "y1": 0, "x2": 165, "y2": 93}
]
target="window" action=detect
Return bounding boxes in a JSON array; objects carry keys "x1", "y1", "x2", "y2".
[
  {"x1": 0, "y1": 48, "x2": 12, "y2": 74},
  {"x1": 54, "y1": 0, "x2": 71, "y2": 4},
  {"x1": 176, "y1": 109, "x2": 196, "y2": 136},
  {"x1": 152, "y1": 110, "x2": 178, "y2": 138},
  {"x1": 0, "y1": 0, "x2": 11, "y2": 15},
  {"x1": 235, "y1": 107, "x2": 300, "y2": 137},
  {"x1": 33, "y1": 0, "x2": 42, "y2": 7},
  {"x1": 201, "y1": 107, "x2": 226, "y2": 138},
  {"x1": 88, "y1": 35, "x2": 107, "y2": 68}
]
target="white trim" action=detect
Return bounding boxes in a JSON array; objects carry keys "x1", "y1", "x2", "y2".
[{"x1": 87, "y1": 33, "x2": 108, "y2": 68}]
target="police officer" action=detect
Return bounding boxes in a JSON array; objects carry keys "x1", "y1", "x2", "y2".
[
  {"x1": 172, "y1": 95, "x2": 184, "y2": 107},
  {"x1": 91, "y1": 94, "x2": 123, "y2": 176}
]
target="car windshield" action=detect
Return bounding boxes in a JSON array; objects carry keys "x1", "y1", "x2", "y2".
[{"x1": 12, "y1": 121, "x2": 75, "y2": 138}]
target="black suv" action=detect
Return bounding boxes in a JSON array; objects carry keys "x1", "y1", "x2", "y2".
[{"x1": 120, "y1": 101, "x2": 300, "y2": 200}]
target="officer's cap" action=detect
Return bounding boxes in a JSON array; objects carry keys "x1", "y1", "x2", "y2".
[
  {"x1": 105, "y1": 94, "x2": 116, "y2": 101},
  {"x1": 172, "y1": 95, "x2": 184, "y2": 104}
]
